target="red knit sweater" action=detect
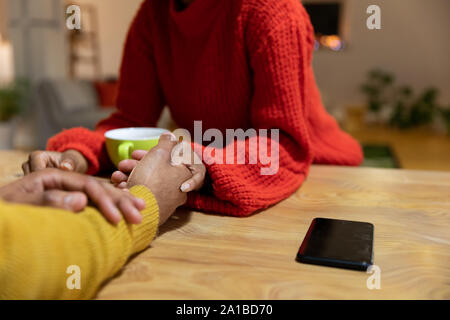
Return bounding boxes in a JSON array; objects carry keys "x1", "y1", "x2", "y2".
[{"x1": 48, "y1": 0, "x2": 363, "y2": 216}]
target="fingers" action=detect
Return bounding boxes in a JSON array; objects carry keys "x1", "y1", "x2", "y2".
[
  {"x1": 169, "y1": 141, "x2": 206, "y2": 192},
  {"x1": 42, "y1": 190, "x2": 88, "y2": 212},
  {"x1": 17, "y1": 188, "x2": 88, "y2": 212},
  {"x1": 117, "y1": 159, "x2": 139, "y2": 173},
  {"x1": 29, "y1": 151, "x2": 49, "y2": 172},
  {"x1": 117, "y1": 182, "x2": 128, "y2": 189},
  {"x1": 118, "y1": 197, "x2": 143, "y2": 224},
  {"x1": 41, "y1": 170, "x2": 144, "y2": 225},
  {"x1": 101, "y1": 183, "x2": 144, "y2": 224},
  {"x1": 22, "y1": 150, "x2": 87, "y2": 175},
  {"x1": 157, "y1": 132, "x2": 178, "y2": 151},
  {"x1": 22, "y1": 162, "x2": 30, "y2": 175},
  {"x1": 83, "y1": 179, "x2": 123, "y2": 224},
  {"x1": 132, "y1": 196, "x2": 146, "y2": 210},
  {"x1": 113, "y1": 159, "x2": 138, "y2": 187},
  {"x1": 180, "y1": 170, "x2": 206, "y2": 192},
  {"x1": 111, "y1": 151, "x2": 147, "y2": 186},
  {"x1": 131, "y1": 150, "x2": 148, "y2": 160},
  {"x1": 111, "y1": 170, "x2": 129, "y2": 185},
  {"x1": 60, "y1": 150, "x2": 88, "y2": 173}
]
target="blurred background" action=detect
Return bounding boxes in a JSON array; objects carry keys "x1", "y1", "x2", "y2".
[{"x1": 0, "y1": 0, "x2": 449, "y2": 171}]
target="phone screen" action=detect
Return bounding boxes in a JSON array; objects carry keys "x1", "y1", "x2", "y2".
[{"x1": 296, "y1": 218, "x2": 374, "y2": 271}]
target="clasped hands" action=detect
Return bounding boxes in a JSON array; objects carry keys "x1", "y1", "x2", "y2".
[{"x1": 2, "y1": 133, "x2": 206, "y2": 226}]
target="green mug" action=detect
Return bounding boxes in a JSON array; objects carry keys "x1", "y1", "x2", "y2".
[{"x1": 105, "y1": 127, "x2": 169, "y2": 167}]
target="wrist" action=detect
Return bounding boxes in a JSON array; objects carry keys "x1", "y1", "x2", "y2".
[{"x1": 127, "y1": 178, "x2": 147, "y2": 190}]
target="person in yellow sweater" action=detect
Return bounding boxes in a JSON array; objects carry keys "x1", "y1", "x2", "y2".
[{"x1": 0, "y1": 133, "x2": 191, "y2": 299}]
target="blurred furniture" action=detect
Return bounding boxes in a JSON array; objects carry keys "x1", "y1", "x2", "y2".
[
  {"x1": 94, "y1": 80, "x2": 118, "y2": 107},
  {"x1": 0, "y1": 119, "x2": 16, "y2": 149},
  {"x1": 35, "y1": 79, "x2": 114, "y2": 149},
  {"x1": 33, "y1": 78, "x2": 176, "y2": 149},
  {"x1": 3, "y1": 151, "x2": 448, "y2": 299},
  {"x1": 347, "y1": 125, "x2": 450, "y2": 172}
]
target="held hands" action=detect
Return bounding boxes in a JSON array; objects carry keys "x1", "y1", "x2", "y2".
[
  {"x1": 8, "y1": 133, "x2": 197, "y2": 227},
  {"x1": 112, "y1": 134, "x2": 207, "y2": 193},
  {"x1": 18, "y1": 133, "x2": 205, "y2": 226},
  {"x1": 22, "y1": 135, "x2": 207, "y2": 194}
]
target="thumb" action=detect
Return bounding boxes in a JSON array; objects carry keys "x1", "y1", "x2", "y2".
[
  {"x1": 180, "y1": 170, "x2": 205, "y2": 192},
  {"x1": 157, "y1": 132, "x2": 178, "y2": 151},
  {"x1": 60, "y1": 150, "x2": 87, "y2": 173},
  {"x1": 42, "y1": 190, "x2": 88, "y2": 212}
]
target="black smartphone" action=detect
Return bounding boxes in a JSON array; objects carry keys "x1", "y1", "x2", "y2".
[{"x1": 296, "y1": 218, "x2": 374, "y2": 271}]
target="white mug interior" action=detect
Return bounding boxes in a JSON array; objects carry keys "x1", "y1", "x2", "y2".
[{"x1": 104, "y1": 127, "x2": 168, "y2": 140}]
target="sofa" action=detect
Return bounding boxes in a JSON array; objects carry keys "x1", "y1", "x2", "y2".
[
  {"x1": 34, "y1": 79, "x2": 115, "y2": 149},
  {"x1": 34, "y1": 79, "x2": 175, "y2": 149}
]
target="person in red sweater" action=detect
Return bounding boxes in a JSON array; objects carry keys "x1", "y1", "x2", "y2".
[{"x1": 23, "y1": 0, "x2": 363, "y2": 217}]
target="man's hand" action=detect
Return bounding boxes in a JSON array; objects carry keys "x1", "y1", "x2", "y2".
[
  {"x1": 112, "y1": 134, "x2": 206, "y2": 193},
  {"x1": 127, "y1": 133, "x2": 192, "y2": 226},
  {"x1": 0, "y1": 169, "x2": 145, "y2": 225},
  {"x1": 22, "y1": 150, "x2": 88, "y2": 175}
]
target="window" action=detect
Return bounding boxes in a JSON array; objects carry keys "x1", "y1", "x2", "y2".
[{"x1": 303, "y1": 2, "x2": 345, "y2": 51}]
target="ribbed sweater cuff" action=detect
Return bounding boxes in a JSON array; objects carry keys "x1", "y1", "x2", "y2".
[
  {"x1": 46, "y1": 127, "x2": 105, "y2": 175},
  {"x1": 129, "y1": 186, "x2": 160, "y2": 254},
  {"x1": 49, "y1": 142, "x2": 100, "y2": 175}
]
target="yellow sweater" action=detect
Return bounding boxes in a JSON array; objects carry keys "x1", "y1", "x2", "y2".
[{"x1": 0, "y1": 185, "x2": 159, "y2": 300}]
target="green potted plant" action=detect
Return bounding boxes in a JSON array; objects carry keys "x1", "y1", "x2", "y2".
[
  {"x1": 0, "y1": 79, "x2": 29, "y2": 149},
  {"x1": 360, "y1": 69, "x2": 395, "y2": 124},
  {"x1": 438, "y1": 107, "x2": 450, "y2": 136},
  {"x1": 389, "y1": 87, "x2": 442, "y2": 130},
  {"x1": 361, "y1": 69, "x2": 449, "y2": 134}
]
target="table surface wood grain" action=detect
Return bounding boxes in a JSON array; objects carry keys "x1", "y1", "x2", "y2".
[{"x1": 0, "y1": 150, "x2": 449, "y2": 299}]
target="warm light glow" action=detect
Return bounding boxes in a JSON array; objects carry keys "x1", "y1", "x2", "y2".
[
  {"x1": 316, "y1": 35, "x2": 344, "y2": 51},
  {"x1": 0, "y1": 34, "x2": 14, "y2": 84},
  {"x1": 325, "y1": 35, "x2": 343, "y2": 51}
]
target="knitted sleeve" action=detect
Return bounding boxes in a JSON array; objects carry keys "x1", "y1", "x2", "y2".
[
  {"x1": 185, "y1": 4, "x2": 362, "y2": 216},
  {"x1": 0, "y1": 186, "x2": 159, "y2": 300},
  {"x1": 47, "y1": 1, "x2": 165, "y2": 175}
]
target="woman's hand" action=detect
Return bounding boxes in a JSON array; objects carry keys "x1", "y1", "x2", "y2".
[
  {"x1": 112, "y1": 136, "x2": 207, "y2": 193},
  {"x1": 111, "y1": 149, "x2": 148, "y2": 189},
  {"x1": 170, "y1": 141, "x2": 206, "y2": 192},
  {"x1": 0, "y1": 169, "x2": 146, "y2": 225},
  {"x1": 22, "y1": 150, "x2": 88, "y2": 175}
]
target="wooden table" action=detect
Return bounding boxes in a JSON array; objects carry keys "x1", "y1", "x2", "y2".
[{"x1": 0, "y1": 151, "x2": 449, "y2": 299}]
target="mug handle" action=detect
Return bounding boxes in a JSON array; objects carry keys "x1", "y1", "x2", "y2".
[{"x1": 118, "y1": 141, "x2": 134, "y2": 162}]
